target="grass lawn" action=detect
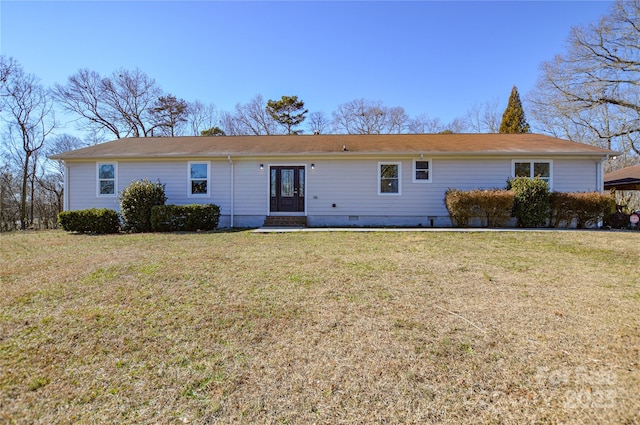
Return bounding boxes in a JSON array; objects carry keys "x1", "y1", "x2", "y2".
[{"x1": 1, "y1": 229, "x2": 639, "y2": 424}]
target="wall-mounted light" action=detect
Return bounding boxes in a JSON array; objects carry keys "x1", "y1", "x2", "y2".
[
  {"x1": 259, "y1": 164, "x2": 264, "y2": 170},
  {"x1": 311, "y1": 163, "x2": 315, "y2": 170}
]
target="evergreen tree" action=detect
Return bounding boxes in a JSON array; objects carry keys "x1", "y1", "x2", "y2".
[
  {"x1": 266, "y1": 95, "x2": 308, "y2": 135},
  {"x1": 200, "y1": 126, "x2": 226, "y2": 136},
  {"x1": 499, "y1": 86, "x2": 530, "y2": 133}
]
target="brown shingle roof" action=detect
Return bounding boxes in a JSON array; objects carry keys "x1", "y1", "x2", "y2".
[
  {"x1": 604, "y1": 165, "x2": 640, "y2": 190},
  {"x1": 50, "y1": 133, "x2": 616, "y2": 160}
]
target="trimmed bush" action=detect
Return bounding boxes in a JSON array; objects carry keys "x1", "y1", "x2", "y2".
[
  {"x1": 550, "y1": 192, "x2": 615, "y2": 228},
  {"x1": 445, "y1": 189, "x2": 515, "y2": 227},
  {"x1": 445, "y1": 189, "x2": 474, "y2": 227},
  {"x1": 119, "y1": 179, "x2": 167, "y2": 233},
  {"x1": 506, "y1": 177, "x2": 550, "y2": 228},
  {"x1": 151, "y1": 204, "x2": 220, "y2": 232},
  {"x1": 58, "y1": 208, "x2": 120, "y2": 234}
]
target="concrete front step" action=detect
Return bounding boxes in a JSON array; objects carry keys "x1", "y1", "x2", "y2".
[{"x1": 263, "y1": 216, "x2": 307, "y2": 227}]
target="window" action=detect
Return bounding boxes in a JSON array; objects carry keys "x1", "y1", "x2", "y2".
[
  {"x1": 379, "y1": 162, "x2": 401, "y2": 195},
  {"x1": 413, "y1": 159, "x2": 432, "y2": 183},
  {"x1": 188, "y1": 161, "x2": 210, "y2": 196},
  {"x1": 97, "y1": 163, "x2": 117, "y2": 196},
  {"x1": 513, "y1": 160, "x2": 552, "y2": 186}
]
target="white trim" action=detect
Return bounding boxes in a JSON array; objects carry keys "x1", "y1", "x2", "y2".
[
  {"x1": 378, "y1": 161, "x2": 402, "y2": 195},
  {"x1": 412, "y1": 158, "x2": 432, "y2": 183},
  {"x1": 187, "y1": 161, "x2": 211, "y2": 197},
  {"x1": 96, "y1": 162, "x2": 117, "y2": 197},
  {"x1": 511, "y1": 159, "x2": 553, "y2": 189}
]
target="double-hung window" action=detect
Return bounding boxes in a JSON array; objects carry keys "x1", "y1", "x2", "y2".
[
  {"x1": 513, "y1": 160, "x2": 552, "y2": 187},
  {"x1": 379, "y1": 162, "x2": 401, "y2": 195},
  {"x1": 97, "y1": 163, "x2": 117, "y2": 196},
  {"x1": 188, "y1": 161, "x2": 210, "y2": 196},
  {"x1": 413, "y1": 159, "x2": 432, "y2": 183}
]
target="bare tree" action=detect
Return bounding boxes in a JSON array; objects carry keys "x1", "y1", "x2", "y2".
[
  {"x1": 306, "y1": 111, "x2": 331, "y2": 134},
  {"x1": 0, "y1": 62, "x2": 55, "y2": 229},
  {"x1": 187, "y1": 100, "x2": 219, "y2": 136},
  {"x1": 440, "y1": 118, "x2": 469, "y2": 134},
  {"x1": 332, "y1": 98, "x2": 409, "y2": 134},
  {"x1": 465, "y1": 98, "x2": 501, "y2": 133},
  {"x1": 53, "y1": 67, "x2": 162, "y2": 140},
  {"x1": 527, "y1": 0, "x2": 640, "y2": 158},
  {"x1": 0, "y1": 56, "x2": 18, "y2": 89},
  {"x1": 407, "y1": 113, "x2": 445, "y2": 133},
  {"x1": 220, "y1": 95, "x2": 279, "y2": 135}
]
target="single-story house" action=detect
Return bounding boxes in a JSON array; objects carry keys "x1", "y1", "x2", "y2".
[{"x1": 50, "y1": 133, "x2": 617, "y2": 228}]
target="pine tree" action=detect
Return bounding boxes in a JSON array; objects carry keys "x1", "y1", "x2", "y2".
[
  {"x1": 266, "y1": 95, "x2": 308, "y2": 135},
  {"x1": 499, "y1": 86, "x2": 530, "y2": 133}
]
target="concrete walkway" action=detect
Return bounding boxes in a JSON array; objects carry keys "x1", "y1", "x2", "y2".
[{"x1": 252, "y1": 227, "x2": 604, "y2": 233}]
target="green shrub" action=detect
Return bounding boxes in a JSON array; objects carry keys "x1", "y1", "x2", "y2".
[
  {"x1": 506, "y1": 177, "x2": 550, "y2": 228},
  {"x1": 119, "y1": 179, "x2": 167, "y2": 233},
  {"x1": 550, "y1": 192, "x2": 615, "y2": 228},
  {"x1": 445, "y1": 189, "x2": 515, "y2": 227},
  {"x1": 58, "y1": 209, "x2": 120, "y2": 234},
  {"x1": 151, "y1": 204, "x2": 220, "y2": 232}
]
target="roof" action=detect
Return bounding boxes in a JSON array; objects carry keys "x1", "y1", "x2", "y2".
[
  {"x1": 50, "y1": 133, "x2": 617, "y2": 160},
  {"x1": 604, "y1": 165, "x2": 640, "y2": 190}
]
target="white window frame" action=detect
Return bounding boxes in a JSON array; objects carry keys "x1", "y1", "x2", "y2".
[
  {"x1": 378, "y1": 161, "x2": 402, "y2": 195},
  {"x1": 511, "y1": 159, "x2": 553, "y2": 189},
  {"x1": 96, "y1": 162, "x2": 117, "y2": 197},
  {"x1": 413, "y1": 159, "x2": 432, "y2": 183},
  {"x1": 188, "y1": 161, "x2": 211, "y2": 197}
]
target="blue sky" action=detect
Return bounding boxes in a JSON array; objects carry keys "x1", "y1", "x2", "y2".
[{"x1": 1, "y1": 0, "x2": 613, "y2": 135}]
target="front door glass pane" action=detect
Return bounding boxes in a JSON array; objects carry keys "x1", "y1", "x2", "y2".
[
  {"x1": 299, "y1": 169, "x2": 305, "y2": 197},
  {"x1": 271, "y1": 169, "x2": 277, "y2": 197},
  {"x1": 281, "y1": 169, "x2": 294, "y2": 197}
]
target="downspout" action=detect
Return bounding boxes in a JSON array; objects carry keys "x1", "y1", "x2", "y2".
[
  {"x1": 228, "y1": 155, "x2": 234, "y2": 228},
  {"x1": 599, "y1": 155, "x2": 608, "y2": 192},
  {"x1": 63, "y1": 162, "x2": 69, "y2": 211}
]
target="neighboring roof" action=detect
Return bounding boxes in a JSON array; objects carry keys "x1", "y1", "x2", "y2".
[
  {"x1": 604, "y1": 165, "x2": 640, "y2": 190},
  {"x1": 50, "y1": 133, "x2": 617, "y2": 160}
]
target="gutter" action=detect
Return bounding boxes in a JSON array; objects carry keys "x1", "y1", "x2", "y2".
[{"x1": 228, "y1": 155, "x2": 234, "y2": 228}]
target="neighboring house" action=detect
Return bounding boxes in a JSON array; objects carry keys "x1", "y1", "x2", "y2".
[
  {"x1": 605, "y1": 165, "x2": 640, "y2": 211},
  {"x1": 50, "y1": 133, "x2": 616, "y2": 228},
  {"x1": 604, "y1": 165, "x2": 640, "y2": 191}
]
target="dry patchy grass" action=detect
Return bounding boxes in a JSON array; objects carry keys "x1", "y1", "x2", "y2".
[{"x1": 1, "y1": 230, "x2": 639, "y2": 424}]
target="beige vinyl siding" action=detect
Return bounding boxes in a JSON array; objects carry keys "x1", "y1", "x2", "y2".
[
  {"x1": 306, "y1": 158, "x2": 513, "y2": 218},
  {"x1": 232, "y1": 160, "x2": 269, "y2": 216},
  {"x1": 67, "y1": 162, "x2": 119, "y2": 211},
  {"x1": 552, "y1": 159, "x2": 600, "y2": 192},
  {"x1": 66, "y1": 160, "x2": 233, "y2": 214}
]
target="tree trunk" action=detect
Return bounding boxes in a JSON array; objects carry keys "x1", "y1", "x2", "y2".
[{"x1": 20, "y1": 152, "x2": 31, "y2": 230}]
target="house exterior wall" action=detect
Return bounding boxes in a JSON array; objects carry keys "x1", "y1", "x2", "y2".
[{"x1": 63, "y1": 156, "x2": 603, "y2": 228}]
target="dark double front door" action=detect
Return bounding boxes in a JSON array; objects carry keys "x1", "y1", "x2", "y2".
[{"x1": 270, "y1": 166, "x2": 305, "y2": 213}]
